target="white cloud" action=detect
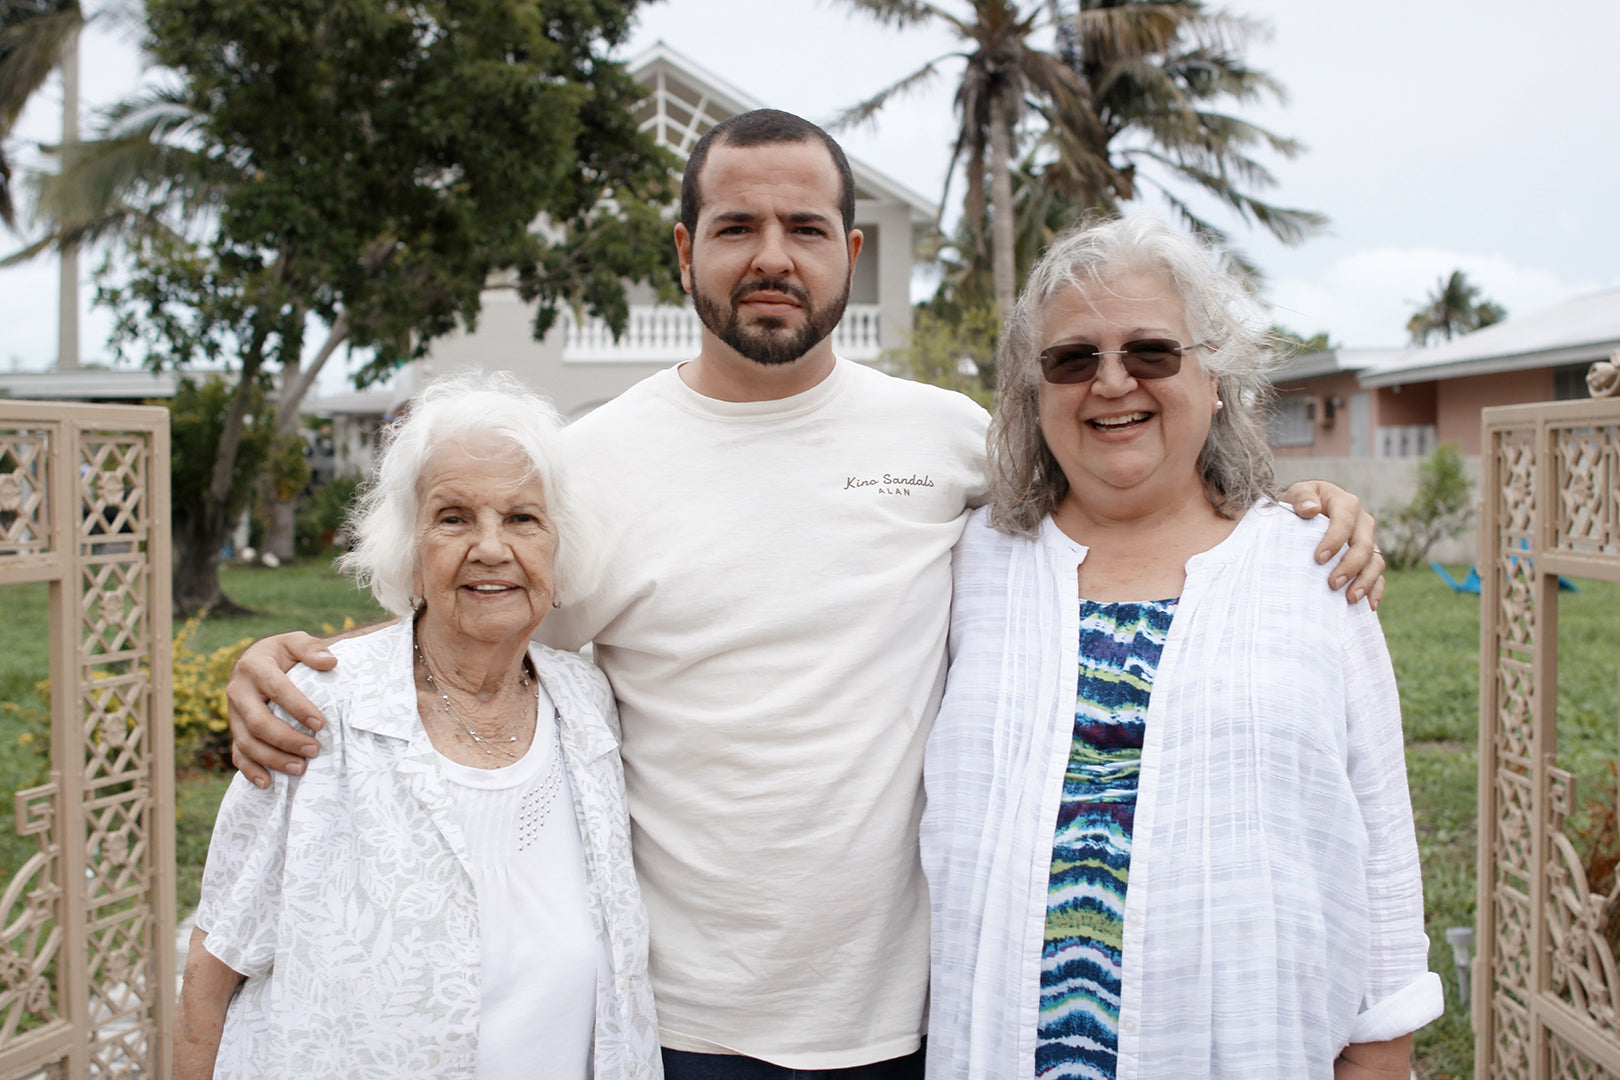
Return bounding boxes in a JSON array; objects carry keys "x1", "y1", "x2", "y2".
[{"x1": 1266, "y1": 247, "x2": 1613, "y2": 349}]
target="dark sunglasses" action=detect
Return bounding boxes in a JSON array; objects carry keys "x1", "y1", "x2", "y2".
[{"x1": 1038, "y1": 339, "x2": 1207, "y2": 384}]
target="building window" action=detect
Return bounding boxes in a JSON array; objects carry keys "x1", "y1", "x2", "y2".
[
  {"x1": 1268, "y1": 396, "x2": 1315, "y2": 447},
  {"x1": 1554, "y1": 363, "x2": 1593, "y2": 400}
]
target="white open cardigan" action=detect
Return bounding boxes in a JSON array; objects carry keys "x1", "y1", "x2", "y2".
[{"x1": 922, "y1": 503, "x2": 1443, "y2": 1080}]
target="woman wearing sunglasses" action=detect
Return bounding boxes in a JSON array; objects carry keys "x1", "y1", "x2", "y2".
[{"x1": 923, "y1": 215, "x2": 1442, "y2": 1080}]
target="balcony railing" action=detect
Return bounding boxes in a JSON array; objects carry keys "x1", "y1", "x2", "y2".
[
  {"x1": 1375, "y1": 424, "x2": 1438, "y2": 458},
  {"x1": 562, "y1": 303, "x2": 883, "y2": 362}
]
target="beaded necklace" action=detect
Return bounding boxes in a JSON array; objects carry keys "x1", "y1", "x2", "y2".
[{"x1": 412, "y1": 637, "x2": 534, "y2": 761}]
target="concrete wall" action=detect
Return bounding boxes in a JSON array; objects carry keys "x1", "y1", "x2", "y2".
[
  {"x1": 1272, "y1": 372, "x2": 1366, "y2": 459},
  {"x1": 1435, "y1": 369, "x2": 1554, "y2": 454},
  {"x1": 856, "y1": 198, "x2": 917, "y2": 352},
  {"x1": 1272, "y1": 455, "x2": 1485, "y2": 564},
  {"x1": 416, "y1": 290, "x2": 671, "y2": 419}
]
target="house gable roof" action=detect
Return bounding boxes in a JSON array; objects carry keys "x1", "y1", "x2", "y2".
[
  {"x1": 0, "y1": 368, "x2": 179, "y2": 400},
  {"x1": 628, "y1": 41, "x2": 939, "y2": 227},
  {"x1": 1270, "y1": 347, "x2": 1403, "y2": 382},
  {"x1": 1360, "y1": 286, "x2": 1620, "y2": 387}
]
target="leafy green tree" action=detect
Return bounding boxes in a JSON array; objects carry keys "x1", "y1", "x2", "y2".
[
  {"x1": 836, "y1": 0, "x2": 1323, "y2": 318},
  {"x1": 295, "y1": 470, "x2": 363, "y2": 558},
  {"x1": 19, "y1": 0, "x2": 676, "y2": 613},
  {"x1": 1406, "y1": 270, "x2": 1506, "y2": 345},
  {"x1": 1380, "y1": 442, "x2": 1475, "y2": 570},
  {"x1": 889, "y1": 301, "x2": 998, "y2": 409}
]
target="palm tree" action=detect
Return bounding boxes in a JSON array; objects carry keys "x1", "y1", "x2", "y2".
[
  {"x1": 3, "y1": 85, "x2": 225, "y2": 256},
  {"x1": 837, "y1": 1, "x2": 1112, "y2": 318},
  {"x1": 0, "y1": 0, "x2": 85, "y2": 228},
  {"x1": 835, "y1": 0, "x2": 1323, "y2": 313},
  {"x1": 1406, "y1": 270, "x2": 1506, "y2": 345},
  {"x1": 1053, "y1": 0, "x2": 1326, "y2": 275}
]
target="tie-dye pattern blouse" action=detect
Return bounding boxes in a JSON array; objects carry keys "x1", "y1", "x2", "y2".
[{"x1": 1038, "y1": 600, "x2": 1175, "y2": 1080}]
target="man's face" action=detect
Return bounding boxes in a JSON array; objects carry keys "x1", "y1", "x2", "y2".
[{"x1": 676, "y1": 139, "x2": 863, "y2": 366}]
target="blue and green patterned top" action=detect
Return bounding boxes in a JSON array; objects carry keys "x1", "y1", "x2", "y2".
[{"x1": 1037, "y1": 598, "x2": 1176, "y2": 1080}]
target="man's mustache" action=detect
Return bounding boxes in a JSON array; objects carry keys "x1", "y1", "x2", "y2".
[{"x1": 732, "y1": 278, "x2": 811, "y2": 306}]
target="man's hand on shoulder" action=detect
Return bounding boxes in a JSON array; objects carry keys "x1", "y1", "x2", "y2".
[
  {"x1": 1281, "y1": 480, "x2": 1386, "y2": 610},
  {"x1": 226, "y1": 632, "x2": 339, "y2": 788}
]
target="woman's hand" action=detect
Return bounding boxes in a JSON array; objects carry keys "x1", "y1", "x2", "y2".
[
  {"x1": 225, "y1": 632, "x2": 338, "y2": 789},
  {"x1": 1283, "y1": 480, "x2": 1386, "y2": 610},
  {"x1": 1334, "y1": 1033, "x2": 1413, "y2": 1079}
]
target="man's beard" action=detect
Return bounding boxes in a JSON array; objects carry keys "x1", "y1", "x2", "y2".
[{"x1": 692, "y1": 273, "x2": 851, "y2": 366}]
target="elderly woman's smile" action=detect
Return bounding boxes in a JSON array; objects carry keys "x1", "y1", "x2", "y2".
[{"x1": 413, "y1": 438, "x2": 559, "y2": 646}]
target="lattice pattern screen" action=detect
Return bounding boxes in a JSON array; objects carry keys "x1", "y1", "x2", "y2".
[
  {"x1": 1479, "y1": 400, "x2": 1620, "y2": 1080},
  {"x1": 0, "y1": 428, "x2": 51, "y2": 558},
  {"x1": 0, "y1": 405, "x2": 172, "y2": 1080}
]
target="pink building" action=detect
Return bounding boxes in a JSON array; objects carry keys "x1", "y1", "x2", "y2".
[{"x1": 1269, "y1": 287, "x2": 1620, "y2": 460}]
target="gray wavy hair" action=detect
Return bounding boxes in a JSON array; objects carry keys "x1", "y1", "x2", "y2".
[
  {"x1": 338, "y1": 370, "x2": 602, "y2": 616},
  {"x1": 988, "y1": 213, "x2": 1281, "y2": 537}
]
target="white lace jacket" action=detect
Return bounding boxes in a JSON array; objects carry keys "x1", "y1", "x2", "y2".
[
  {"x1": 197, "y1": 620, "x2": 661, "y2": 1078},
  {"x1": 923, "y1": 504, "x2": 1443, "y2": 1080}
]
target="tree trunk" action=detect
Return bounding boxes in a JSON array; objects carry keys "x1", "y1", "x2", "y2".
[
  {"x1": 173, "y1": 312, "x2": 272, "y2": 616},
  {"x1": 262, "y1": 312, "x2": 350, "y2": 562},
  {"x1": 988, "y1": 94, "x2": 1018, "y2": 320},
  {"x1": 263, "y1": 498, "x2": 297, "y2": 563},
  {"x1": 171, "y1": 509, "x2": 247, "y2": 616}
]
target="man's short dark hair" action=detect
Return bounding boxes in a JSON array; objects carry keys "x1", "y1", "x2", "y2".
[{"x1": 679, "y1": 109, "x2": 857, "y2": 239}]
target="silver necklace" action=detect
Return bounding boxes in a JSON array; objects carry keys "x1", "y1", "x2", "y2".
[{"x1": 413, "y1": 639, "x2": 532, "y2": 760}]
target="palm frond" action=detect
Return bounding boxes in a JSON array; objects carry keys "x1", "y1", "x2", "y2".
[
  {"x1": 1130, "y1": 148, "x2": 1324, "y2": 244},
  {"x1": 834, "y1": 0, "x2": 956, "y2": 32},
  {"x1": 1066, "y1": 3, "x2": 1184, "y2": 60},
  {"x1": 829, "y1": 58, "x2": 950, "y2": 132},
  {"x1": 0, "y1": 147, "x2": 14, "y2": 226},
  {"x1": 0, "y1": 224, "x2": 55, "y2": 265},
  {"x1": 1138, "y1": 180, "x2": 1264, "y2": 286},
  {"x1": 0, "y1": 1, "x2": 82, "y2": 128}
]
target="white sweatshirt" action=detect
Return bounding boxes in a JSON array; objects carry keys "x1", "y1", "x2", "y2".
[{"x1": 543, "y1": 358, "x2": 989, "y2": 1068}]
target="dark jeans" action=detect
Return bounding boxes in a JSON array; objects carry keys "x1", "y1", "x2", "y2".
[{"x1": 661, "y1": 1044, "x2": 925, "y2": 1080}]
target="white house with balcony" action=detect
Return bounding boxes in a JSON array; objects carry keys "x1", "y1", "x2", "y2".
[{"x1": 407, "y1": 41, "x2": 938, "y2": 419}]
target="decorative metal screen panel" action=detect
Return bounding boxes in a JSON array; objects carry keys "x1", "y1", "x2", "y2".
[
  {"x1": 1479, "y1": 399, "x2": 1620, "y2": 1080},
  {"x1": 0, "y1": 428, "x2": 51, "y2": 558},
  {"x1": 0, "y1": 402, "x2": 172, "y2": 1080}
]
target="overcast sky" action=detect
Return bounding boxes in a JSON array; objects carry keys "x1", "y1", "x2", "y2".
[{"x1": 3, "y1": 0, "x2": 1617, "y2": 372}]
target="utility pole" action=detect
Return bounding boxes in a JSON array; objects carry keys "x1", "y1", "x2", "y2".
[{"x1": 56, "y1": 22, "x2": 80, "y2": 370}]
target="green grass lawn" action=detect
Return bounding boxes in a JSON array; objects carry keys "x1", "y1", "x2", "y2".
[
  {"x1": 2, "y1": 559, "x2": 1616, "y2": 1078},
  {"x1": 1388, "y1": 564, "x2": 1620, "y2": 1079}
]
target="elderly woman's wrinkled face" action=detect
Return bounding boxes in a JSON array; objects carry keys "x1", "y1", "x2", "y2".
[
  {"x1": 1037, "y1": 271, "x2": 1219, "y2": 512},
  {"x1": 411, "y1": 436, "x2": 558, "y2": 647}
]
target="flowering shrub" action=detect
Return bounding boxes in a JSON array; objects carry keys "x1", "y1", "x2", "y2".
[
  {"x1": 173, "y1": 619, "x2": 255, "y2": 769},
  {"x1": 10, "y1": 616, "x2": 360, "y2": 772}
]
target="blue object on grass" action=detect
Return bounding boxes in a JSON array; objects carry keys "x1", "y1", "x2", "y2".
[
  {"x1": 1431, "y1": 548, "x2": 1580, "y2": 594},
  {"x1": 1431, "y1": 562, "x2": 1481, "y2": 594}
]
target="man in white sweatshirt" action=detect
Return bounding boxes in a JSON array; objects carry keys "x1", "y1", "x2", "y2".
[{"x1": 225, "y1": 109, "x2": 1383, "y2": 1079}]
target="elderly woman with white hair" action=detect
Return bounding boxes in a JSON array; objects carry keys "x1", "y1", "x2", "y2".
[
  {"x1": 173, "y1": 373, "x2": 661, "y2": 1079},
  {"x1": 924, "y1": 216, "x2": 1442, "y2": 1080}
]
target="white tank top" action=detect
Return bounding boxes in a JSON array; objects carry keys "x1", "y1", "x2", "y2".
[{"x1": 438, "y1": 684, "x2": 607, "y2": 1079}]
